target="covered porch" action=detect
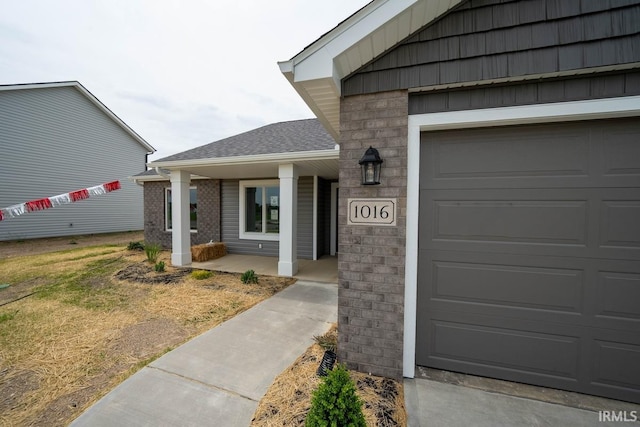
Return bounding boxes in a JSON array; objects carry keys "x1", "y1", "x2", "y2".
[{"x1": 192, "y1": 254, "x2": 338, "y2": 283}]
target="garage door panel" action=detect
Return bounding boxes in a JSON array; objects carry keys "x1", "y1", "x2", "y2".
[
  {"x1": 421, "y1": 188, "x2": 640, "y2": 260},
  {"x1": 420, "y1": 119, "x2": 640, "y2": 190},
  {"x1": 601, "y1": 121, "x2": 640, "y2": 179},
  {"x1": 422, "y1": 317, "x2": 581, "y2": 380},
  {"x1": 421, "y1": 124, "x2": 589, "y2": 182},
  {"x1": 431, "y1": 199, "x2": 587, "y2": 245},
  {"x1": 595, "y1": 271, "x2": 640, "y2": 326},
  {"x1": 599, "y1": 200, "x2": 640, "y2": 250},
  {"x1": 430, "y1": 259, "x2": 584, "y2": 313},
  {"x1": 591, "y1": 338, "x2": 640, "y2": 393},
  {"x1": 417, "y1": 251, "x2": 589, "y2": 327}
]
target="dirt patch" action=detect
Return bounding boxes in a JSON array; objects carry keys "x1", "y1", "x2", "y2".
[
  {"x1": 107, "y1": 318, "x2": 189, "y2": 360},
  {"x1": 0, "y1": 231, "x2": 144, "y2": 259},
  {"x1": 115, "y1": 262, "x2": 191, "y2": 285},
  {"x1": 0, "y1": 368, "x2": 40, "y2": 414}
]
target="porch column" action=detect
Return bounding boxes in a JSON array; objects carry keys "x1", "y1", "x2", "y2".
[
  {"x1": 170, "y1": 170, "x2": 192, "y2": 266},
  {"x1": 278, "y1": 164, "x2": 298, "y2": 276}
]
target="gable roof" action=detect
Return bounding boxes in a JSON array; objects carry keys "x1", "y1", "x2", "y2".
[
  {"x1": 278, "y1": 0, "x2": 465, "y2": 139},
  {"x1": 139, "y1": 118, "x2": 339, "y2": 181},
  {"x1": 154, "y1": 118, "x2": 336, "y2": 163},
  {"x1": 0, "y1": 81, "x2": 155, "y2": 153}
]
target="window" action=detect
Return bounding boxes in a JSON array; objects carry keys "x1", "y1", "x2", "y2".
[
  {"x1": 239, "y1": 180, "x2": 279, "y2": 240},
  {"x1": 165, "y1": 187, "x2": 197, "y2": 232}
]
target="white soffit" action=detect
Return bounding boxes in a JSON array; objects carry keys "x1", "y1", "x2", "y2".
[{"x1": 279, "y1": 0, "x2": 464, "y2": 139}]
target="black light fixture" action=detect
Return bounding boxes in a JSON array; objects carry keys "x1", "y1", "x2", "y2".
[{"x1": 359, "y1": 146, "x2": 383, "y2": 185}]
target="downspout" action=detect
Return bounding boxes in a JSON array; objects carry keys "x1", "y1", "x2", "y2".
[{"x1": 155, "y1": 167, "x2": 170, "y2": 179}]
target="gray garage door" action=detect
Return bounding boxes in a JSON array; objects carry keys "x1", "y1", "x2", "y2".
[{"x1": 416, "y1": 118, "x2": 640, "y2": 403}]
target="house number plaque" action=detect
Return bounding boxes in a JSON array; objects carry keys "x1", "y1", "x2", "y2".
[{"x1": 347, "y1": 198, "x2": 396, "y2": 226}]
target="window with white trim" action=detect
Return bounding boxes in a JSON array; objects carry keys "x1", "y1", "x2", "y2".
[
  {"x1": 165, "y1": 187, "x2": 197, "y2": 232},
  {"x1": 239, "y1": 180, "x2": 279, "y2": 240}
]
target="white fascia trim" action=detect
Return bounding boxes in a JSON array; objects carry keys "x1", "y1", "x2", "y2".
[
  {"x1": 403, "y1": 95, "x2": 640, "y2": 379},
  {"x1": 279, "y1": 0, "x2": 417, "y2": 85},
  {"x1": 131, "y1": 174, "x2": 208, "y2": 184},
  {"x1": 149, "y1": 149, "x2": 339, "y2": 170}
]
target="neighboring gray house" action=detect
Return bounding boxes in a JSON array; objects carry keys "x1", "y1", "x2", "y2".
[
  {"x1": 133, "y1": 119, "x2": 340, "y2": 275},
  {"x1": 279, "y1": 0, "x2": 640, "y2": 404},
  {"x1": 0, "y1": 81, "x2": 155, "y2": 241}
]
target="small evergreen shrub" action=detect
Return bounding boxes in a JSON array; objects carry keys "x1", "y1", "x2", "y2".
[
  {"x1": 191, "y1": 270, "x2": 213, "y2": 280},
  {"x1": 240, "y1": 269, "x2": 258, "y2": 284},
  {"x1": 127, "y1": 241, "x2": 145, "y2": 251},
  {"x1": 305, "y1": 364, "x2": 366, "y2": 427},
  {"x1": 144, "y1": 243, "x2": 161, "y2": 263},
  {"x1": 154, "y1": 261, "x2": 165, "y2": 272}
]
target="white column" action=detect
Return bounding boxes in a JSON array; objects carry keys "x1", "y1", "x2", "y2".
[
  {"x1": 278, "y1": 164, "x2": 298, "y2": 276},
  {"x1": 170, "y1": 170, "x2": 192, "y2": 267}
]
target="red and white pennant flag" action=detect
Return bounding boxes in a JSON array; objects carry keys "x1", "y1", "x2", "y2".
[{"x1": 0, "y1": 181, "x2": 121, "y2": 222}]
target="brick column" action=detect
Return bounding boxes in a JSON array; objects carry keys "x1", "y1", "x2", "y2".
[{"x1": 338, "y1": 90, "x2": 408, "y2": 379}]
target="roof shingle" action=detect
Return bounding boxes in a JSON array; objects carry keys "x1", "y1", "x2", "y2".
[{"x1": 154, "y1": 118, "x2": 336, "y2": 163}]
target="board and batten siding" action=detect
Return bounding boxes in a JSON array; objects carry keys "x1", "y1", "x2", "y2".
[
  {"x1": 221, "y1": 178, "x2": 315, "y2": 259},
  {"x1": 0, "y1": 86, "x2": 149, "y2": 241}
]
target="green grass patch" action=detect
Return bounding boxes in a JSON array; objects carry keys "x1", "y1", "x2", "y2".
[
  {"x1": 191, "y1": 270, "x2": 213, "y2": 280},
  {"x1": 0, "y1": 311, "x2": 16, "y2": 324},
  {"x1": 34, "y1": 256, "x2": 130, "y2": 311}
]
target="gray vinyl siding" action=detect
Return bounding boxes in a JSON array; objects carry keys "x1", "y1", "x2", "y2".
[
  {"x1": 297, "y1": 177, "x2": 313, "y2": 260},
  {"x1": 409, "y1": 70, "x2": 640, "y2": 114},
  {"x1": 221, "y1": 180, "x2": 279, "y2": 256},
  {"x1": 342, "y1": 0, "x2": 640, "y2": 96},
  {"x1": 221, "y1": 178, "x2": 315, "y2": 259},
  {"x1": 0, "y1": 86, "x2": 149, "y2": 241}
]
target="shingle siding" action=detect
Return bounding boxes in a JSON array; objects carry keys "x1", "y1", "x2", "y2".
[
  {"x1": 343, "y1": 0, "x2": 640, "y2": 96},
  {"x1": 338, "y1": 90, "x2": 408, "y2": 380},
  {"x1": 0, "y1": 86, "x2": 149, "y2": 241},
  {"x1": 409, "y1": 69, "x2": 640, "y2": 114}
]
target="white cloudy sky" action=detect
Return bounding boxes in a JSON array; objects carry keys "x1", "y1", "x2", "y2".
[{"x1": 0, "y1": 1, "x2": 370, "y2": 161}]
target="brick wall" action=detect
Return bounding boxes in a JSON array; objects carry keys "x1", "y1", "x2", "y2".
[
  {"x1": 143, "y1": 179, "x2": 221, "y2": 249},
  {"x1": 338, "y1": 90, "x2": 408, "y2": 379}
]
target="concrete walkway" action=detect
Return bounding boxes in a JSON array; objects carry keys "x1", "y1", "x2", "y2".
[{"x1": 71, "y1": 280, "x2": 337, "y2": 427}]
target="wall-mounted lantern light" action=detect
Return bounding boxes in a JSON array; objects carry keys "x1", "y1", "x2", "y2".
[{"x1": 359, "y1": 146, "x2": 383, "y2": 185}]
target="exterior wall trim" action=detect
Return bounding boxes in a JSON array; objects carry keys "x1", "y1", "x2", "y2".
[{"x1": 404, "y1": 95, "x2": 640, "y2": 378}]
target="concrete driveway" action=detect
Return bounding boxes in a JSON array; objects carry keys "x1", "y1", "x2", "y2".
[{"x1": 405, "y1": 370, "x2": 640, "y2": 427}]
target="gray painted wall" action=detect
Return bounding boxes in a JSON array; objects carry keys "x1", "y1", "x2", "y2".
[
  {"x1": 343, "y1": 0, "x2": 640, "y2": 96},
  {"x1": 0, "y1": 86, "x2": 149, "y2": 241}
]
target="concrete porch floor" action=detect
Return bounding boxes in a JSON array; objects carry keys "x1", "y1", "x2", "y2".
[{"x1": 192, "y1": 254, "x2": 338, "y2": 283}]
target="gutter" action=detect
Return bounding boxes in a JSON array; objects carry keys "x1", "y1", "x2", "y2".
[{"x1": 149, "y1": 148, "x2": 339, "y2": 170}]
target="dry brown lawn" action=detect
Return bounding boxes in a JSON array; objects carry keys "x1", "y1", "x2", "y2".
[
  {"x1": 0, "y1": 233, "x2": 294, "y2": 426},
  {"x1": 1, "y1": 232, "x2": 406, "y2": 427}
]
